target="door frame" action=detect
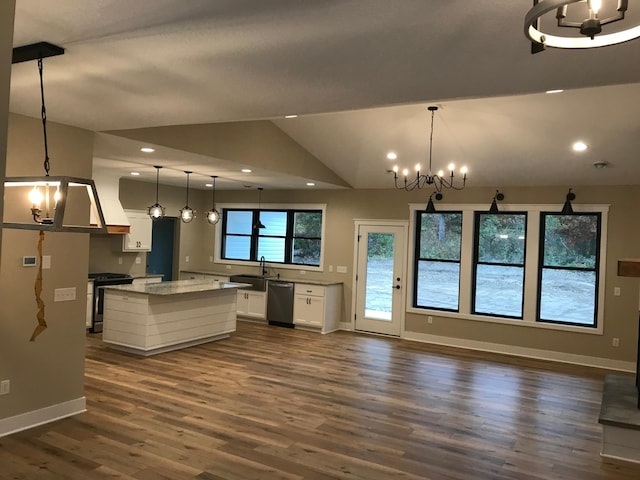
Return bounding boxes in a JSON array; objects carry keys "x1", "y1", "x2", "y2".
[{"x1": 350, "y1": 219, "x2": 409, "y2": 337}]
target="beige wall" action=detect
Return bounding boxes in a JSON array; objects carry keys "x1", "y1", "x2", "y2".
[
  {"x1": 1, "y1": 113, "x2": 93, "y2": 420},
  {"x1": 87, "y1": 180, "x2": 640, "y2": 365}
]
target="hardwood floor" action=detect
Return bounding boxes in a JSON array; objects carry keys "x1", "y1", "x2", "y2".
[{"x1": 2, "y1": 321, "x2": 640, "y2": 479}]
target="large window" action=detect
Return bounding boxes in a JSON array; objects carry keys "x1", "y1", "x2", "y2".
[
  {"x1": 538, "y1": 213, "x2": 601, "y2": 327},
  {"x1": 473, "y1": 213, "x2": 527, "y2": 318},
  {"x1": 221, "y1": 208, "x2": 323, "y2": 266},
  {"x1": 414, "y1": 211, "x2": 462, "y2": 311}
]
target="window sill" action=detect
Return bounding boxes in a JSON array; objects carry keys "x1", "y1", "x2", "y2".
[{"x1": 406, "y1": 307, "x2": 603, "y2": 335}]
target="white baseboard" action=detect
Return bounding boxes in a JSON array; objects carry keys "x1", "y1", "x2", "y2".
[
  {"x1": 339, "y1": 322, "x2": 353, "y2": 331},
  {"x1": 0, "y1": 397, "x2": 86, "y2": 438},
  {"x1": 402, "y1": 331, "x2": 636, "y2": 373}
]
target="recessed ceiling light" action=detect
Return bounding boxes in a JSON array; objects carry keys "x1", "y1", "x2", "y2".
[
  {"x1": 140, "y1": 147, "x2": 155, "y2": 153},
  {"x1": 205, "y1": 183, "x2": 213, "y2": 187},
  {"x1": 545, "y1": 89, "x2": 564, "y2": 94},
  {"x1": 241, "y1": 168, "x2": 252, "y2": 173},
  {"x1": 284, "y1": 114, "x2": 298, "y2": 119},
  {"x1": 306, "y1": 182, "x2": 315, "y2": 187},
  {"x1": 572, "y1": 141, "x2": 588, "y2": 152},
  {"x1": 387, "y1": 152, "x2": 397, "y2": 160},
  {"x1": 130, "y1": 171, "x2": 140, "y2": 176}
]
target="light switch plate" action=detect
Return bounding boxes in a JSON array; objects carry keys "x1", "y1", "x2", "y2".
[
  {"x1": 0, "y1": 380, "x2": 9, "y2": 395},
  {"x1": 336, "y1": 266, "x2": 348, "y2": 273},
  {"x1": 54, "y1": 287, "x2": 76, "y2": 302},
  {"x1": 42, "y1": 255, "x2": 51, "y2": 269}
]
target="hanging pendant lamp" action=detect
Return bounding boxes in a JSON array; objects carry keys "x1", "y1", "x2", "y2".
[
  {"x1": 489, "y1": 190, "x2": 505, "y2": 214},
  {"x1": 3, "y1": 42, "x2": 107, "y2": 233},
  {"x1": 254, "y1": 187, "x2": 266, "y2": 229},
  {"x1": 561, "y1": 188, "x2": 576, "y2": 214},
  {"x1": 206, "y1": 176, "x2": 220, "y2": 225},
  {"x1": 179, "y1": 171, "x2": 195, "y2": 223},
  {"x1": 147, "y1": 166, "x2": 165, "y2": 219}
]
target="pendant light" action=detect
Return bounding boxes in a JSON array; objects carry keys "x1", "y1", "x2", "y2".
[
  {"x1": 3, "y1": 42, "x2": 106, "y2": 233},
  {"x1": 179, "y1": 171, "x2": 195, "y2": 223},
  {"x1": 425, "y1": 192, "x2": 443, "y2": 213},
  {"x1": 206, "y1": 175, "x2": 220, "y2": 225},
  {"x1": 254, "y1": 187, "x2": 266, "y2": 229},
  {"x1": 147, "y1": 166, "x2": 165, "y2": 219}
]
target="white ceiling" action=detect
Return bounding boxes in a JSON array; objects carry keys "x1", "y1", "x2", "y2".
[{"x1": 9, "y1": 0, "x2": 640, "y2": 190}]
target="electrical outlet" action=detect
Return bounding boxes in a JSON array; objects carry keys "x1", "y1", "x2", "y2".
[
  {"x1": 135, "y1": 257, "x2": 141, "y2": 264},
  {"x1": 612, "y1": 338, "x2": 620, "y2": 347},
  {"x1": 118, "y1": 257, "x2": 123, "y2": 265},
  {"x1": 328, "y1": 265, "x2": 334, "y2": 272},
  {"x1": 54, "y1": 287, "x2": 76, "y2": 302},
  {"x1": 614, "y1": 287, "x2": 621, "y2": 297},
  {"x1": 427, "y1": 316, "x2": 433, "y2": 324},
  {"x1": 209, "y1": 256, "x2": 213, "y2": 262},
  {"x1": 0, "y1": 380, "x2": 9, "y2": 395},
  {"x1": 185, "y1": 255, "x2": 190, "y2": 263},
  {"x1": 226, "y1": 265, "x2": 231, "y2": 270},
  {"x1": 300, "y1": 270, "x2": 306, "y2": 275},
  {"x1": 336, "y1": 266, "x2": 348, "y2": 273}
]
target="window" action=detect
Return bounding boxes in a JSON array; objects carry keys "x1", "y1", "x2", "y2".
[
  {"x1": 221, "y1": 208, "x2": 323, "y2": 266},
  {"x1": 414, "y1": 211, "x2": 462, "y2": 311},
  {"x1": 473, "y1": 212, "x2": 527, "y2": 318},
  {"x1": 537, "y1": 213, "x2": 601, "y2": 327}
]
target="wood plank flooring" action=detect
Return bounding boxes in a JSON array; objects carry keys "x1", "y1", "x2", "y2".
[{"x1": 2, "y1": 321, "x2": 640, "y2": 479}]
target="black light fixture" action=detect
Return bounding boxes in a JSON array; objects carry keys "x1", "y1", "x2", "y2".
[
  {"x1": 3, "y1": 42, "x2": 106, "y2": 233},
  {"x1": 391, "y1": 106, "x2": 468, "y2": 193},
  {"x1": 147, "y1": 166, "x2": 165, "y2": 219},
  {"x1": 425, "y1": 192, "x2": 443, "y2": 214},
  {"x1": 489, "y1": 190, "x2": 505, "y2": 214},
  {"x1": 254, "y1": 187, "x2": 266, "y2": 229},
  {"x1": 561, "y1": 188, "x2": 576, "y2": 214},
  {"x1": 179, "y1": 171, "x2": 195, "y2": 223},
  {"x1": 525, "y1": 0, "x2": 639, "y2": 53},
  {"x1": 206, "y1": 175, "x2": 220, "y2": 225}
]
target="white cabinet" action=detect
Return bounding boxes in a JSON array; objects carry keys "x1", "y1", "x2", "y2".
[
  {"x1": 179, "y1": 271, "x2": 230, "y2": 283},
  {"x1": 86, "y1": 280, "x2": 94, "y2": 328},
  {"x1": 121, "y1": 210, "x2": 152, "y2": 252},
  {"x1": 293, "y1": 283, "x2": 342, "y2": 334},
  {"x1": 180, "y1": 271, "x2": 206, "y2": 280},
  {"x1": 236, "y1": 290, "x2": 266, "y2": 320}
]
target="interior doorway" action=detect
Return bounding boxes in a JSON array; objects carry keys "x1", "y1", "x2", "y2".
[
  {"x1": 147, "y1": 216, "x2": 176, "y2": 281},
  {"x1": 353, "y1": 221, "x2": 407, "y2": 336}
]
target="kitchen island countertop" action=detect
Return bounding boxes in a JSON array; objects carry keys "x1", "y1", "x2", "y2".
[{"x1": 102, "y1": 279, "x2": 250, "y2": 296}]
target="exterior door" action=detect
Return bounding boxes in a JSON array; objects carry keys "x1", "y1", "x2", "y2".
[{"x1": 354, "y1": 223, "x2": 407, "y2": 336}]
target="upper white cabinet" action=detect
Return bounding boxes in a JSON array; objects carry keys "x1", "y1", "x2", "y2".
[{"x1": 120, "y1": 210, "x2": 152, "y2": 252}]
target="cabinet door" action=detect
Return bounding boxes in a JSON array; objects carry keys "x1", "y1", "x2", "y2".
[
  {"x1": 122, "y1": 211, "x2": 152, "y2": 251},
  {"x1": 86, "y1": 282, "x2": 94, "y2": 328},
  {"x1": 236, "y1": 291, "x2": 248, "y2": 315},
  {"x1": 246, "y1": 291, "x2": 266, "y2": 319},
  {"x1": 293, "y1": 294, "x2": 324, "y2": 327}
]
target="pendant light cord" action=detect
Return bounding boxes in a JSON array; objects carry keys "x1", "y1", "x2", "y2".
[
  {"x1": 212, "y1": 176, "x2": 217, "y2": 208},
  {"x1": 428, "y1": 107, "x2": 435, "y2": 175},
  {"x1": 155, "y1": 167, "x2": 160, "y2": 202},
  {"x1": 38, "y1": 58, "x2": 50, "y2": 176}
]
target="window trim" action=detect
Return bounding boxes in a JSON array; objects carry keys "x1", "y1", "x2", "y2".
[
  {"x1": 407, "y1": 203, "x2": 609, "y2": 335},
  {"x1": 215, "y1": 203, "x2": 327, "y2": 272}
]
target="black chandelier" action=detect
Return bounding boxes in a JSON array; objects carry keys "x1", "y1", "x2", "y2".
[{"x1": 391, "y1": 106, "x2": 467, "y2": 193}]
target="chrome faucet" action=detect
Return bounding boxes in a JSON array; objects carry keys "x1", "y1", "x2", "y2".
[{"x1": 260, "y1": 256, "x2": 267, "y2": 276}]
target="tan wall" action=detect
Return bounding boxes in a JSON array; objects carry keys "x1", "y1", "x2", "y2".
[{"x1": 0, "y1": 113, "x2": 93, "y2": 420}]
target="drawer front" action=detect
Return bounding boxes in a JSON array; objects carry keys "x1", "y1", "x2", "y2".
[{"x1": 295, "y1": 283, "x2": 325, "y2": 297}]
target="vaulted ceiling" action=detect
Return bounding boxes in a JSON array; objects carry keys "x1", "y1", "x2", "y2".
[{"x1": 10, "y1": 0, "x2": 640, "y2": 190}]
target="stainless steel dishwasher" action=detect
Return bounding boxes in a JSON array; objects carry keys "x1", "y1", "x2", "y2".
[{"x1": 267, "y1": 280, "x2": 295, "y2": 328}]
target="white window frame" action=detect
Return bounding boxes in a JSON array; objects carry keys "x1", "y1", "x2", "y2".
[
  {"x1": 407, "y1": 203, "x2": 609, "y2": 335},
  {"x1": 214, "y1": 202, "x2": 327, "y2": 272}
]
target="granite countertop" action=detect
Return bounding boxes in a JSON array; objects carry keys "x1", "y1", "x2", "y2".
[{"x1": 102, "y1": 279, "x2": 251, "y2": 296}]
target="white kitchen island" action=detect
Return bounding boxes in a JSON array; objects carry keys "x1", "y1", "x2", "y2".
[{"x1": 101, "y1": 279, "x2": 248, "y2": 356}]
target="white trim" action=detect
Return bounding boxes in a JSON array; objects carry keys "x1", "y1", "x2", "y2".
[
  {"x1": 0, "y1": 397, "x2": 86, "y2": 438},
  {"x1": 403, "y1": 330, "x2": 635, "y2": 372},
  {"x1": 407, "y1": 202, "x2": 609, "y2": 335}
]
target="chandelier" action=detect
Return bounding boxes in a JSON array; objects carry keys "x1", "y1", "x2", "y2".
[
  {"x1": 391, "y1": 106, "x2": 467, "y2": 193},
  {"x1": 525, "y1": 0, "x2": 640, "y2": 52}
]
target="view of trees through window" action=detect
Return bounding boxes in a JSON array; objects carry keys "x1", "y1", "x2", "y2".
[
  {"x1": 473, "y1": 213, "x2": 527, "y2": 318},
  {"x1": 539, "y1": 213, "x2": 600, "y2": 326},
  {"x1": 414, "y1": 212, "x2": 462, "y2": 310}
]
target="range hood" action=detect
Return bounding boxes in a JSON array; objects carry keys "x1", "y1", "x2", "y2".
[{"x1": 90, "y1": 170, "x2": 130, "y2": 234}]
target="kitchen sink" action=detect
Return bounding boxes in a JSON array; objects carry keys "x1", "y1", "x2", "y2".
[{"x1": 229, "y1": 274, "x2": 271, "y2": 291}]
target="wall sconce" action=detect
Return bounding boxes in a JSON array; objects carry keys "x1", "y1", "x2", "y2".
[
  {"x1": 3, "y1": 42, "x2": 106, "y2": 233},
  {"x1": 489, "y1": 190, "x2": 505, "y2": 214},
  {"x1": 425, "y1": 192, "x2": 443, "y2": 213},
  {"x1": 254, "y1": 187, "x2": 266, "y2": 229},
  {"x1": 147, "y1": 166, "x2": 165, "y2": 219},
  {"x1": 561, "y1": 188, "x2": 576, "y2": 214},
  {"x1": 179, "y1": 171, "x2": 195, "y2": 223},
  {"x1": 206, "y1": 175, "x2": 220, "y2": 225}
]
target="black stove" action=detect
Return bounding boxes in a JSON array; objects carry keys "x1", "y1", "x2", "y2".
[{"x1": 88, "y1": 272, "x2": 133, "y2": 332}]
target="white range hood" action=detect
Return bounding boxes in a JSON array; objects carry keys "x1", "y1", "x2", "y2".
[{"x1": 91, "y1": 170, "x2": 130, "y2": 234}]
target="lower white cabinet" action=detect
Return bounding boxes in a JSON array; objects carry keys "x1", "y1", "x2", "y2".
[
  {"x1": 86, "y1": 280, "x2": 94, "y2": 328},
  {"x1": 236, "y1": 290, "x2": 266, "y2": 320},
  {"x1": 293, "y1": 283, "x2": 341, "y2": 334}
]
